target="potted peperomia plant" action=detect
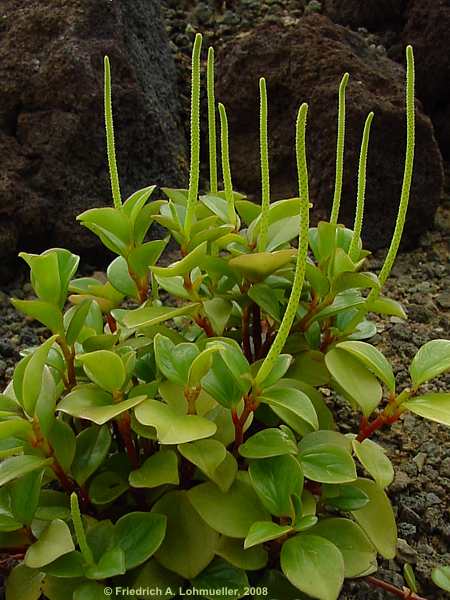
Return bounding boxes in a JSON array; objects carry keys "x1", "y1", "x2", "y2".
[{"x1": 1, "y1": 33, "x2": 449, "y2": 600}]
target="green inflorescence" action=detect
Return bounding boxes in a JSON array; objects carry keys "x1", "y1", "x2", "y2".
[
  {"x1": 207, "y1": 47, "x2": 218, "y2": 194},
  {"x1": 104, "y1": 56, "x2": 122, "y2": 209},
  {"x1": 257, "y1": 77, "x2": 271, "y2": 252},
  {"x1": 330, "y1": 72, "x2": 349, "y2": 225},
  {"x1": 218, "y1": 102, "x2": 237, "y2": 227}
]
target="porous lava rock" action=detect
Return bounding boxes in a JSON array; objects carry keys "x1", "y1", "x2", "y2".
[
  {"x1": 0, "y1": 0, "x2": 187, "y2": 277},
  {"x1": 322, "y1": 0, "x2": 407, "y2": 31},
  {"x1": 402, "y1": 0, "x2": 450, "y2": 160},
  {"x1": 216, "y1": 14, "x2": 444, "y2": 249}
]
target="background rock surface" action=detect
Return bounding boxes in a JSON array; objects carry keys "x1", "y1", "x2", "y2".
[{"x1": 0, "y1": 0, "x2": 187, "y2": 278}]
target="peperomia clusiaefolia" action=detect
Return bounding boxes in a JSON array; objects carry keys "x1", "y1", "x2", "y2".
[{"x1": 1, "y1": 34, "x2": 449, "y2": 600}]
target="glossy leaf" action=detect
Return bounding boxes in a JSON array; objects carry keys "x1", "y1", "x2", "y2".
[
  {"x1": 325, "y1": 348, "x2": 382, "y2": 416},
  {"x1": 78, "y1": 350, "x2": 126, "y2": 392},
  {"x1": 403, "y1": 393, "x2": 450, "y2": 426},
  {"x1": 432, "y1": 565, "x2": 450, "y2": 592},
  {"x1": 58, "y1": 386, "x2": 145, "y2": 425},
  {"x1": 65, "y1": 300, "x2": 93, "y2": 346},
  {"x1": 187, "y1": 476, "x2": 270, "y2": 538},
  {"x1": 154, "y1": 334, "x2": 199, "y2": 386},
  {"x1": 120, "y1": 302, "x2": 200, "y2": 329},
  {"x1": 239, "y1": 428, "x2": 298, "y2": 459},
  {"x1": 281, "y1": 534, "x2": 344, "y2": 600},
  {"x1": 367, "y1": 296, "x2": 407, "y2": 319},
  {"x1": 249, "y1": 454, "x2": 303, "y2": 516},
  {"x1": 25, "y1": 519, "x2": 74, "y2": 568},
  {"x1": 336, "y1": 341, "x2": 395, "y2": 392},
  {"x1": 248, "y1": 283, "x2": 282, "y2": 322},
  {"x1": 350, "y1": 478, "x2": 397, "y2": 559},
  {"x1": 114, "y1": 511, "x2": 167, "y2": 569},
  {"x1": 71, "y1": 425, "x2": 112, "y2": 485},
  {"x1": 216, "y1": 536, "x2": 268, "y2": 570},
  {"x1": 11, "y1": 299, "x2": 64, "y2": 335},
  {"x1": 89, "y1": 471, "x2": 128, "y2": 505},
  {"x1": 0, "y1": 455, "x2": 52, "y2": 487},
  {"x1": 178, "y1": 439, "x2": 226, "y2": 479},
  {"x1": 5, "y1": 564, "x2": 44, "y2": 600},
  {"x1": 310, "y1": 518, "x2": 377, "y2": 577},
  {"x1": 203, "y1": 298, "x2": 232, "y2": 335},
  {"x1": 191, "y1": 558, "x2": 248, "y2": 600},
  {"x1": 352, "y1": 439, "x2": 394, "y2": 488},
  {"x1": 228, "y1": 250, "x2": 295, "y2": 283},
  {"x1": 134, "y1": 399, "x2": 217, "y2": 444},
  {"x1": 258, "y1": 385, "x2": 318, "y2": 430},
  {"x1": 244, "y1": 521, "x2": 292, "y2": 549},
  {"x1": 298, "y1": 444, "x2": 357, "y2": 484},
  {"x1": 153, "y1": 490, "x2": 218, "y2": 579},
  {"x1": 409, "y1": 340, "x2": 450, "y2": 388},
  {"x1": 152, "y1": 242, "x2": 208, "y2": 277},
  {"x1": 129, "y1": 450, "x2": 179, "y2": 488}
]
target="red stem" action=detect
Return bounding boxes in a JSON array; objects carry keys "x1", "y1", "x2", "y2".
[
  {"x1": 365, "y1": 576, "x2": 428, "y2": 600},
  {"x1": 242, "y1": 305, "x2": 252, "y2": 362},
  {"x1": 357, "y1": 411, "x2": 401, "y2": 442},
  {"x1": 117, "y1": 412, "x2": 140, "y2": 470}
]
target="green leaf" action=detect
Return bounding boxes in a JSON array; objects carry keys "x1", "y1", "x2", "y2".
[
  {"x1": 25, "y1": 519, "x2": 74, "y2": 568},
  {"x1": 65, "y1": 300, "x2": 93, "y2": 346},
  {"x1": 89, "y1": 471, "x2": 128, "y2": 505},
  {"x1": 367, "y1": 296, "x2": 407, "y2": 319},
  {"x1": 19, "y1": 251, "x2": 61, "y2": 305},
  {"x1": 287, "y1": 351, "x2": 330, "y2": 387},
  {"x1": 305, "y1": 262, "x2": 330, "y2": 297},
  {"x1": 322, "y1": 484, "x2": 369, "y2": 511},
  {"x1": 129, "y1": 450, "x2": 179, "y2": 488},
  {"x1": 325, "y1": 348, "x2": 382, "y2": 417},
  {"x1": 131, "y1": 560, "x2": 183, "y2": 599},
  {"x1": 48, "y1": 419, "x2": 76, "y2": 472},
  {"x1": 154, "y1": 334, "x2": 199, "y2": 386},
  {"x1": 0, "y1": 419, "x2": 32, "y2": 442},
  {"x1": 128, "y1": 239, "x2": 168, "y2": 277},
  {"x1": 77, "y1": 207, "x2": 131, "y2": 255},
  {"x1": 35, "y1": 490, "x2": 70, "y2": 521},
  {"x1": 178, "y1": 439, "x2": 226, "y2": 479},
  {"x1": 249, "y1": 455, "x2": 303, "y2": 517},
  {"x1": 21, "y1": 335, "x2": 58, "y2": 415},
  {"x1": 187, "y1": 476, "x2": 270, "y2": 538},
  {"x1": 45, "y1": 551, "x2": 85, "y2": 578},
  {"x1": 409, "y1": 339, "x2": 450, "y2": 388},
  {"x1": 134, "y1": 399, "x2": 217, "y2": 444},
  {"x1": 152, "y1": 242, "x2": 208, "y2": 277},
  {"x1": 332, "y1": 271, "x2": 380, "y2": 294},
  {"x1": 85, "y1": 547, "x2": 126, "y2": 579},
  {"x1": 10, "y1": 469, "x2": 43, "y2": 525},
  {"x1": 203, "y1": 298, "x2": 232, "y2": 335},
  {"x1": 71, "y1": 425, "x2": 112, "y2": 485},
  {"x1": 239, "y1": 428, "x2": 298, "y2": 459},
  {"x1": 11, "y1": 299, "x2": 64, "y2": 335},
  {"x1": 119, "y1": 302, "x2": 201, "y2": 329},
  {"x1": 336, "y1": 341, "x2": 395, "y2": 392},
  {"x1": 432, "y1": 565, "x2": 450, "y2": 592},
  {"x1": 281, "y1": 534, "x2": 344, "y2": 600},
  {"x1": 248, "y1": 283, "x2": 281, "y2": 321},
  {"x1": 310, "y1": 518, "x2": 377, "y2": 578},
  {"x1": 201, "y1": 353, "x2": 244, "y2": 409},
  {"x1": 217, "y1": 343, "x2": 251, "y2": 393},
  {"x1": 5, "y1": 564, "x2": 44, "y2": 600},
  {"x1": 350, "y1": 478, "x2": 397, "y2": 559},
  {"x1": 209, "y1": 451, "x2": 238, "y2": 493},
  {"x1": 188, "y1": 346, "x2": 221, "y2": 387},
  {"x1": 244, "y1": 521, "x2": 292, "y2": 549},
  {"x1": 191, "y1": 558, "x2": 248, "y2": 600},
  {"x1": 114, "y1": 511, "x2": 167, "y2": 569},
  {"x1": 298, "y1": 444, "x2": 357, "y2": 484},
  {"x1": 352, "y1": 439, "x2": 394, "y2": 488},
  {"x1": 107, "y1": 256, "x2": 139, "y2": 297},
  {"x1": 78, "y1": 350, "x2": 126, "y2": 392},
  {"x1": 228, "y1": 250, "x2": 295, "y2": 282},
  {"x1": 403, "y1": 393, "x2": 450, "y2": 426},
  {"x1": 58, "y1": 385, "x2": 145, "y2": 425},
  {"x1": 216, "y1": 536, "x2": 268, "y2": 570},
  {"x1": 152, "y1": 490, "x2": 219, "y2": 579},
  {"x1": 73, "y1": 582, "x2": 106, "y2": 600},
  {"x1": 258, "y1": 355, "x2": 292, "y2": 389},
  {"x1": 312, "y1": 291, "x2": 366, "y2": 322},
  {"x1": 0, "y1": 455, "x2": 52, "y2": 486},
  {"x1": 258, "y1": 385, "x2": 318, "y2": 430}
]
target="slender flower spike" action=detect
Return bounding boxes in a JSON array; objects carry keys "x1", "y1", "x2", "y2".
[
  {"x1": 349, "y1": 111, "x2": 374, "y2": 261},
  {"x1": 104, "y1": 56, "x2": 122, "y2": 209},
  {"x1": 70, "y1": 492, "x2": 94, "y2": 565},
  {"x1": 218, "y1": 102, "x2": 237, "y2": 227},
  {"x1": 330, "y1": 72, "x2": 349, "y2": 225},
  {"x1": 255, "y1": 103, "x2": 310, "y2": 386},
  {"x1": 184, "y1": 33, "x2": 203, "y2": 238},
  {"x1": 258, "y1": 77, "x2": 271, "y2": 252},
  {"x1": 207, "y1": 47, "x2": 218, "y2": 194},
  {"x1": 373, "y1": 45, "x2": 415, "y2": 290}
]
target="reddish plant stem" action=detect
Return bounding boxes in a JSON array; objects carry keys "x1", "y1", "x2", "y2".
[
  {"x1": 106, "y1": 313, "x2": 117, "y2": 333},
  {"x1": 365, "y1": 576, "x2": 428, "y2": 600},
  {"x1": 233, "y1": 395, "x2": 258, "y2": 453},
  {"x1": 242, "y1": 305, "x2": 252, "y2": 362},
  {"x1": 252, "y1": 303, "x2": 262, "y2": 359},
  {"x1": 195, "y1": 315, "x2": 215, "y2": 337},
  {"x1": 117, "y1": 412, "x2": 140, "y2": 470},
  {"x1": 357, "y1": 410, "x2": 401, "y2": 442}
]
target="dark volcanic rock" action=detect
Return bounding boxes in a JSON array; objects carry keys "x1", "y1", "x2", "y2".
[
  {"x1": 323, "y1": 0, "x2": 407, "y2": 31},
  {"x1": 216, "y1": 15, "x2": 444, "y2": 249},
  {"x1": 0, "y1": 0, "x2": 187, "y2": 276},
  {"x1": 402, "y1": 0, "x2": 450, "y2": 160}
]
